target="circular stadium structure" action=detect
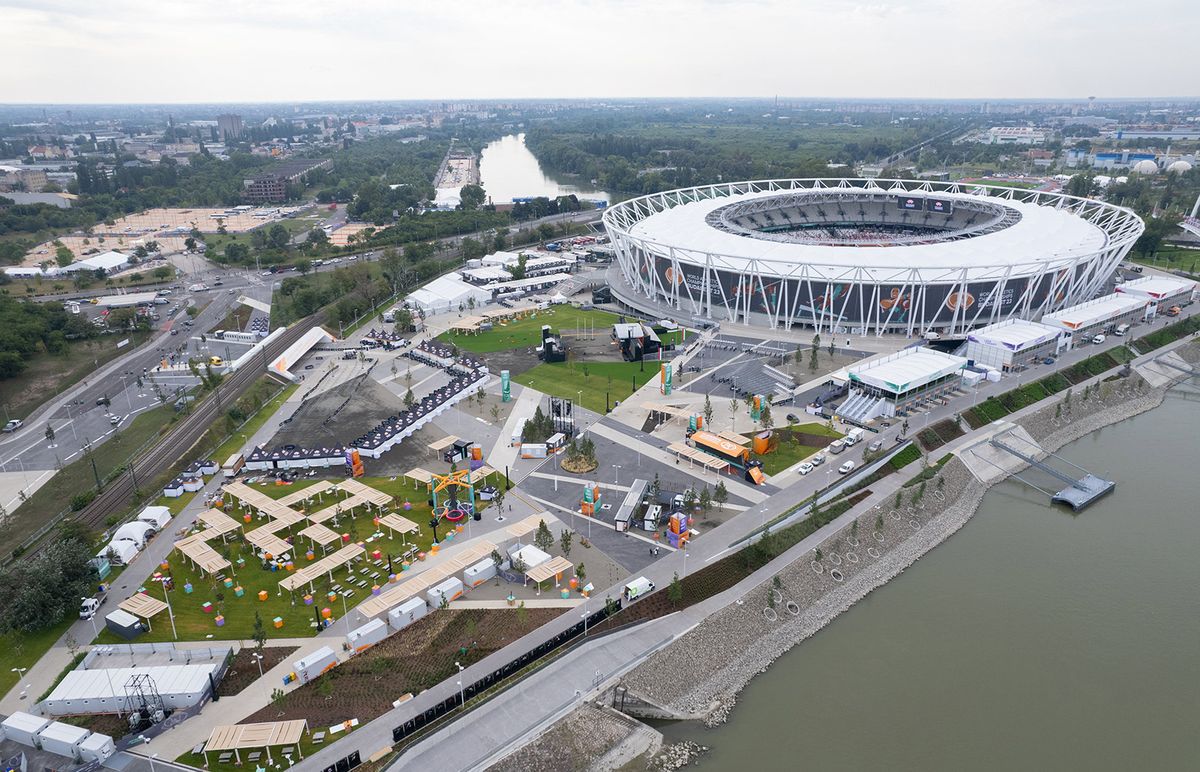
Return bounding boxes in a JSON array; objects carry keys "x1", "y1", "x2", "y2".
[{"x1": 602, "y1": 179, "x2": 1144, "y2": 336}]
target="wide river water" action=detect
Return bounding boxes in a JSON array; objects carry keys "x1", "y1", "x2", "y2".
[
  {"x1": 477, "y1": 133, "x2": 609, "y2": 205},
  {"x1": 659, "y1": 386, "x2": 1200, "y2": 770}
]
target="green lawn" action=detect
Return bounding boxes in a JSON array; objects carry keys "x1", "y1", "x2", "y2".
[
  {"x1": 96, "y1": 474, "x2": 495, "y2": 644},
  {"x1": 439, "y1": 307, "x2": 621, "y2": 353},
  {"x1": 514, "y1": 360, "x2": 659, "y2": 413},
  {"x1": 0, "y1": 331, "x2": 151, "y2": 420},
  {"x1": 754, "y1": 422, "x2": 843, "y2": 476},
  {"x1": 0, "y1": 617, "x2": 76, "y2": 697},
  {"x1": 177, "y1": 731, "x2": 332, "y2": 771},
  {"x1": 210, "y1": 382, "x2": 299, "y2": 464}
]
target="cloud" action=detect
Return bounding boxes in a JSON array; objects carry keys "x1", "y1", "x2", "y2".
[{"x1": 0, "y1": 0, "x2": 1195, "y2": 102}]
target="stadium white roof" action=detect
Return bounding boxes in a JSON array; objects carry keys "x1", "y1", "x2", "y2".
[
  {"x1": 624, "y1": 186, "x2": 1110, "y2": 281},
  {"x1": 1041, "y1": 293, "x2": 1147, "y2": 331},
  {"x1": 849, "y1": 347, "x2": 967, "y2": 394},
  {"x1": 1115, "y1": 275, "x2": 1196, "y2": 301},
  {"x1": 967, "y1": 319, "x2": 1062, "y2": 352}
]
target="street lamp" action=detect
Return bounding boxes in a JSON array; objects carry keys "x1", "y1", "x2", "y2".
[
  {"x1": 455, "y1": 661, "x2": 465, "y2": 706},
  {"x1": 683, "y1": 551, "x2": 689, "y2": 577},
  {"x1": 252, "y1": 652, "x2": 264, "y2": 678},
  {"x1": 613, "y1": 465, "x2": 621, "y2": 485}
]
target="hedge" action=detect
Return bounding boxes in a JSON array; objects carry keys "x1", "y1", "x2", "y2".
[{"x1": 1132, "y1": 315, "x2": 1200, "y2": 352}]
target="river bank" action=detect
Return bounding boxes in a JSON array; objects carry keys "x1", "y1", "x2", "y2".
[{"x1": 484, "y1": 339, "x2": 1198, "y2": 770}]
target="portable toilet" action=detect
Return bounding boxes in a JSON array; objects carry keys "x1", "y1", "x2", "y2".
[
  {"x1": 388, "y1": 597, "x2": 428, "y2": 632},
  {"x1": 463, "y1": 558, "x2": 497, "y2": 588},
  {"x1": 426, "y1": 577, "x2": 464, "y2": 608},
  {"x1": 79, "y1": 732, "x2": 116, "y2": 763},
  {"x1": 1, "y1": 712, "x2": 50, "y2": 748},
  {"x1": 293, "y1": 646, "x2": 339, "y2": 683},
  {"x1": 347, "y1": 619, "x2": 388, "y2": 652},
  {"x1": 36, "y1": 722, "x2": 90, "y2": 761}
]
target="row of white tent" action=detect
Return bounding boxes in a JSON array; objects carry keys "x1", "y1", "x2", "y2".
[{"x1": 95, "y1": 505, "x2": 173, "y2": 566}]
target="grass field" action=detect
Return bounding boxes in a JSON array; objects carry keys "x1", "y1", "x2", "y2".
[
  {"x1": 514, "y1": 360, "x2": 658, "y2": 413},
  {"x1": 94, "y1": 474, "x2": 495, "y2": 644},
  {"x1": 754, "y1": 422, "x2": 842, "y2": 476},
  {"x1": 0, "y1": 331, "x2": 151, "y2": 420},
  {"x1": 0, "y1": 616, "x2": 76, "y2": 697},
  {"x1": 439, "y1": 307, "x2": 620, "y2": 353}
]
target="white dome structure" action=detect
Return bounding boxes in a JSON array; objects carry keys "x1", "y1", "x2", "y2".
[
  {"x1": 1131, "y1": 159, "x2": 1159, "y2": 175},
  {"x1": 1166, "y1": 160, "x2": 1193, "y2": 174}
]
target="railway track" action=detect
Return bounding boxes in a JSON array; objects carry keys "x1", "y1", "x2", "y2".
[{"x1": 73, "y1": 315, "x2": 323, "y2": 533}]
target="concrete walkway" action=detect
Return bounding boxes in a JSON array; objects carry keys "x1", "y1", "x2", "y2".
[{"x1": 485, "y1": 385, "x2": 541, "y2": 478}]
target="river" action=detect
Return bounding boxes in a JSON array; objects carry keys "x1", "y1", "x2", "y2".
[
  {"x1": 477, "y1": 134, "x2": 609, "y2": 205},
  {"x1": 659, "y1": 387, "x2": 1200, "y2": 770}
]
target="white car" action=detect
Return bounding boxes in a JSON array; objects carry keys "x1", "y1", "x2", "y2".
[
  {"x1": 810, "y1": 453, "x2": 826, "y2": 466},
  {"x1": 1092, "y1": 334, "x2": 1106, "y2": 344},
  {"x1": 838, "y1": 460, "x2": 856, "y2": 475},
  {"x1": 797, "y1": 462, "x2": 814, "y2": 476},
  {"x1": 2, "y1": 419, "x2": 22, "y2": 433}
]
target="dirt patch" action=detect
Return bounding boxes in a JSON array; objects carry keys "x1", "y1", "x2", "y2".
[
  {"x1": 59, "y1": 713, "x2": 129, "y2": 740},
  {"x1": 271, "y1": 373, "x2": 405, "y2": 448},
  {"x1": 243, "y1": 608, "x2": 560, "y2": 727},
  {"x1": 217, "y1": 646, "x2": 300, "y2": 697}
]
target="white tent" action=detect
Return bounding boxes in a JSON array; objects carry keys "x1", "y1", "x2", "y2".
[
  {"x1": 100, "y1": 539, "x2": 140, "y2": 565},
  {"x1": 137, "y1": 505, "x2": 172, "y2": 530},
  {"x1": 405, "y1": 274, "x2": 491, "y2": 315},
  {"x1": 113, "y1": 521, "x2": 155, "y2": 547}
]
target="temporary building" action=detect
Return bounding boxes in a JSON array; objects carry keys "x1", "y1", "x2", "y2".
[
  {"x1": 293, "y1": 647, "x2": 339, "y2": 683},
  {"x1": 181, "y1": 476, "x2": 204, "y2": 493},
  {"x1": 136, "y1": 505, "x2": 172, "y2": 530},
  {"x1": 42, "y1": 664, "x2": 218, "y2": 716},
  {"x1": 405, "y1": 274, "x2": 491, "y2": 316},
  {"x1": 78, "y1": 732, "x2": 116, "y2": 762},
  {"x1": 509, "y1": 544, "x2": 551, "y2": 570},
  {"x1": 162, "y1": 478, "x2": 185, "y2": 498},
  {"x1": 426, "y1": 576, "x2": 464, "y2": 608},
  {"x1": 387, "y1": 597, "x2": 428, "y2": 632},
  {"x1": 463, "y1": 558, "x2": 497, "y2": 588},
  {"x1": 36, "y1": 722, "x2": 90, "y2": 761},
  {"x1": 113, "y1": 521, "x2": 155, "y2": 547},
  {"x1": 346, "y1": 619, "x2": 388, "y2": 652},
  {"x1": 100, "y1": 539, "x2": 140, "y2": 566},
  {"x1": 104, "y1": 609, "x2": 145, "y2": 640},
  {"x1": 1, "y1": 712, "x2": 51, "y2": 747}
]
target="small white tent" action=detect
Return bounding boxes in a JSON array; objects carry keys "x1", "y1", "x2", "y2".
[
  {"x1": 113, "y1": 521, "x2": 155, "y2": 547},
  {"x1": 100, "y1": 539, "x2": 140, "y2": 566},
  {"x1": 136, "y1": 506, "x2": 172, "y2": 530}
]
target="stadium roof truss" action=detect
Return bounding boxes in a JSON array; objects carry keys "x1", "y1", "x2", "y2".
[{"x1": 604, "y1": 179, "x2": 1144, "y2": 337}]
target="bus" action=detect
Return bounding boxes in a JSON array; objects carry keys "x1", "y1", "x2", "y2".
[{"x1": 688, "y1": 430, "x2": 751, "y2": 468}]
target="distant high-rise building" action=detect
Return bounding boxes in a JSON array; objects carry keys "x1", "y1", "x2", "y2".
[{"x1": 217, "y1": 114, "x2": 244, "y2": 141}]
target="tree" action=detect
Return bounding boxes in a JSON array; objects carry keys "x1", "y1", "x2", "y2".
[
  {"x1": 713, "y1": 480, "x2": 728, "y2": 510},
  {"x1": 268, "y1": 223, "x2": 290, "y2": 250},
  {"x1": 459, "y1": 184, "x2": 486, "y2": 211},
  {"x1": 703, "y1": 393, "x2": 713, "y2": 427},
  {"x1": 55, "y1": 245, "x2": 73, "y2": 267},
  {"x1": 729, "y1": 398, "x2": 739, "y2": 430},
  {"x1": 698, "y1": 486, "x2": 712, "y2": 513},
  {"x1": 559, "y1": 529, "x2": 573, "y2": 557},
  {"x1": 45, "y1": 424, "x2": 54, "y2": 442},
  {"x1": 760, "y1": 403, "x2": 774, "y2": 430},
  {"x1": 534, "y1": 519, "x2": 554, "y2": 553},
  {"x1": 810, "y1": 333, "x2": 820, "y2": 372},
  {"x1": 183, "y1": 236, "x2": 197, "y2": 251},
  {"x1": 649, "y1": 472, "x2": 661, "y2": 502},
  {"x1": 667, "y1": 572, "x2": 683, "y2": 606},
  {"x1": 252, "y1": 612, "x2": 267, "y2": 653},
  {"x1": 575, "y1": 562, "x2": 586, "y2": 583},
  {"x1": 153, "y1": 266, "x2": 171, "y2": 280},
  {"x1": 404, "y1": 388, "x2": 415, "y2": 409},
  {"x1": 305, "y1": 228, "x2": 329, "y2": 249},
  {"x1": 294, "y1": 258, "x2": 312, "y2": 275}
]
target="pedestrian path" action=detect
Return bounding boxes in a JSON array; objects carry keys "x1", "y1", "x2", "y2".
[{"x1": 486, "y1": 386, "x2": 541, "y2": 478}]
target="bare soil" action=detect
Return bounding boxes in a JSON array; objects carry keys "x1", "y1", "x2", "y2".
[{"x1": 217, "y1": 646, "x2": 300, "y2": 696}]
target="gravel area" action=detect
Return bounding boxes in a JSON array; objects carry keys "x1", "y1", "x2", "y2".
[{"x1": 487, "y1": 703, "x2": 643, "y2": 772}]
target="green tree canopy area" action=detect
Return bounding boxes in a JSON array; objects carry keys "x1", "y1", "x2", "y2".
[
  {"x1": 0, "y1": 295, "x2": 98, "y2": 379},
  {"x1": 0, "y1": 537, "x2": 98, "y2": 634}
]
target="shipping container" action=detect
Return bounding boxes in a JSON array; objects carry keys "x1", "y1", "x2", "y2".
[{"x1": 387, "y1": 597, "x2": 428, "y2": 632}]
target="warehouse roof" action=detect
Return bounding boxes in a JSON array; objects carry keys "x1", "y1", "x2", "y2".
[
  {"x1": 1116, "y1": 275, "x2": 1196, "y2": 300},
  {"x1": 1041, "y1": 292, "x2": 1147, "y2": 331},
  {"x1": 849, "y1": 347, "x2": 967, "y2": 394}
]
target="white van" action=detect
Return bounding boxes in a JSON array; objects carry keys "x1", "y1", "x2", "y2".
[
  {"x1": 624, "y1": 576, "x2": 655, "y2": 600},
  {"x1": 1114, "y1": 324, "x2": 1130, "y2": 336},
  {"x1": 844, "y1": 427, "x2": 865, "y2": 446},
  {"x1": 838, "y1": 460, "x2": 856, "y2": 475},
  {"x1": 1092, "y1": 334, "x2": 1106, "y2": 345}
]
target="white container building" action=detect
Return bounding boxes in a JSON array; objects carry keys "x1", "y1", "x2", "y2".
[
  {"x1": 1, "y1": 712, "x2": 51, "y2": 747},
  {"x1": 293, "y1": 646, "x2": 339, "y2": 683},
  {"x1": 79, "y1": 732, "x2": 116, "y2": 762},
  {"x1": 42, "y1": 664, "x2": 219, "y2": 716},
  {"x1": 1041, "y1": 293, "x2": 1149, "y2": 347},
  {"x1": 347, "y1": 618, "x2": 388, "y2": 652},
  {"x1": 839, "y1": 347, "x2": 968, "y2": 421},
  {"x1": 426, "y1": 577, "x2": 464, "y2": 608},
  {"x1": 1116, "y1": 275, "x2": 1196, "y2": 314},
  {"x1": 36, "y1": 722, "x2": 91, "y2": 761},
  {"x1": 387, "y1": 597, "x2": 428, "y2": 632},
  {"x1": 463, "y1": 558, "x2": 497, "y2": 588}
]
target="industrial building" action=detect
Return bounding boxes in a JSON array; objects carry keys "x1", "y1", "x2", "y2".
[
  {"x1": 1115, "y1": 275, "x2": 1196, "y2": 315},
  {"x1": 1041, "y1": 293, "x2": 1149, "y2": 346},
  {"x1": 242, "y1": 159, "x2": 331, "y2": 204},
  {"x1": 964, "y1": 319, "x2": 1063, "y2": 371},
  {"x1": 839, "y1": 347, "x2": 968, "y2": 421}
]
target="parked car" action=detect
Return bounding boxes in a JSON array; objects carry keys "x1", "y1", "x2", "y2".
[
  {"x1": 2, "y1": 419, "x2": 22, "y2": 433},
  {"x1": 1092, "y1": 334, "x2": 1106, "y2": 345},
  {"x1": 867, "y1": 440, "x2": 884, "y2": 453},
  {"x1": 797, "y1": 462, "x2": 814, "y2": 475},
  {"x1": 838, "y1": 460, "x2": 856, "y2": 475},
  {"x1": 810, "y1": 452, "x2": 826, "y2": 466}
]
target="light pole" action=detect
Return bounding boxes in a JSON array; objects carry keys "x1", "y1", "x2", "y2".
[
  {"x1": 455, "y1": 661, "x2": 465, "y2": 706},
  {"x1": 11, "y1": 667, "x2": 26, "y2": 700},
  {"x1": 613, "y1": 465, "x2": 621, "y2": 486},
  {"x1": 252, "y1": 652, "x2": 264, "y2": 678},
  {"x1": 158, "y1": 577, "x2": 177, "y2": 640},
  {"x1": 683, "y1": 551, "x2": 689, "y2": 577}
]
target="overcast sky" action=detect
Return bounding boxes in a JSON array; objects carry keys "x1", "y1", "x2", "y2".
[{"x1": 2, "y1": 0, "x2": 1196, "y2": 104}]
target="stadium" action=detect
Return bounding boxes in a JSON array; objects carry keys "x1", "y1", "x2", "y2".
[{"x1": 603, "y1": 179, "x2": 1144, "y2": 336}]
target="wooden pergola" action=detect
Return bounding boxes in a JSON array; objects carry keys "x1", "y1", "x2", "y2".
[
  {"x1": 173, "y1": 534, "x2": 232, "y2": 576},
  {"x1": 378, "y1": 513, "x2": 418, "y2": 542},
  {"x1": 279, "y1": 544, "x2": 365, "y2": 594},
  {"x1": 203, "y1": 719, "x2": 309, "y2": 766},
  {"x1": 525, "y1": 556, "x2": 574, "y2": 590},
  {"x1": 118, "y1": 592, "x2": 169, "y2": 631}
]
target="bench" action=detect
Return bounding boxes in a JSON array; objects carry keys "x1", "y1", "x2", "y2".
[
  {"x1": 313, "y1": 731, "x2": 326, "y2": 745},
  {"x1": 248, "y1": 752, "x2": 262, "y2": 763}
]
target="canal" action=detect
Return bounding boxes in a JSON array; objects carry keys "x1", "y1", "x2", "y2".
[
  {"x1": 477, "y1": 133, "x2": 609, "y2": 205},
  {"x1": 659, "y1": 387, "x2": 1200, "y2": 770}
]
